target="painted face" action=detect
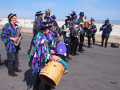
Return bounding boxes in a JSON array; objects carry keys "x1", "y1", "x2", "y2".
[
  {"x1": 11, "y1": 16, "x2": 17, "y2": 23},
  {"x1": 38, "y1": 14, "x2": 43, "y2": 19}
]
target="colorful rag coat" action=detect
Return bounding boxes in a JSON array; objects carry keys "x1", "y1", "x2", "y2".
[
  {"x1": 28, "y1": 32, "x2": 53, "y2": 74},
  {"x1": 76, "y1": 18, "x2": 85, "y2": 35},
  {"x1": 1, "y1": 23, "x2": 20, "y2": 53},
  {"x1": 100, "y1": 24, "x2": 112, "y2": 37},
  {"x1": 46, "y1": 26, "x2": 61, "y2": 52},
  {"x1": 87, "y1": 24, "x2": 97, "y2": 37},
  {"x1": 61, "y1": 25, "x2": 71, "y2": 43},
  {"x1": 33, "y1": 18, "x2": 43, "y2": 35}
]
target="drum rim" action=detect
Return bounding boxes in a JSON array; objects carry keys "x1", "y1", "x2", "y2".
[{"x1": 58, "y1": 59, "x2": 67, "y2": 70}]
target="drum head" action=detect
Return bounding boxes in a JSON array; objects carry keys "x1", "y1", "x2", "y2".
[{"x1": 57, "y1": 42, "x2": 66, "y2": 55}]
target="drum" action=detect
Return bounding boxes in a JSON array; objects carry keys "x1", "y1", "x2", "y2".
[{"x1": 39, "y1": 59, "x2": 67, "y2": 86}]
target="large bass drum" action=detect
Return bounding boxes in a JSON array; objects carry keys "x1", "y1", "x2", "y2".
[{"x1": 39, "y1": 59, "x2": 67, "y2": 86}]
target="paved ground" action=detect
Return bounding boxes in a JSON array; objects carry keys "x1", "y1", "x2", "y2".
[{"x1": 0, "y1": 32, "x2": 120, "y2": 90}]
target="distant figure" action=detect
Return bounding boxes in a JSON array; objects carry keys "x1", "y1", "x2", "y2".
[
  {"x1": 1, "y1": 13, "x2": 22, "y2": 77},
  {"x1": 99, "y1": 18, "x2": 113, "y2": 48},
  {"x1": 76, "y1": 12, "x2": 85, "y2": 53},
  {"x1": 87, "y1": 18, "x2": 97, "y2": 48},
  {"x1": 61, "y1": 16, "x2": 72, "y2": 61},
  {"x1": 51, "y1": 15, "x2": 59, "y2": 28},
  {"x1": 33, "y1": 11, "x2": 43, "y2": 36},
  {"x1": 70, "y1": 10, "x2": 79, "y2": 56}
]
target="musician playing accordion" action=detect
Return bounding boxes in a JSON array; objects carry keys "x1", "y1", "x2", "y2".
[
  {"x1": 1, "y1": 13, "x2": 22, "y2": 77},
  {"x1": 100, "y1": 18, "x2": 112, "y2": 48},
  {"x1": 70, "y1": 11, "x2": 79, "y2": 56}
]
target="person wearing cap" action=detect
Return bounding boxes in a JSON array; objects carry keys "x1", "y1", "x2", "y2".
[
  {"x1": 33, "y1": 11, "x2": 44, "y2": 36},
  {"x1": 28, "y1": 22, "x2": 61, "y2": 90},
  {"x1": 87, "y1": 18, "x2": 97, "y2": 48},
  {"x1": 51, "y1": 15, "x2": 59, "y2": 28},
  {"x1": 70, "y1": 11, "x2": 79, "y2": 56},
  {"x1": 99, "y1": 18, "x2": 112, "y2": 48},
  {"x1": 61, "y1": 16, "x2": 72, "y2": 61},
  {"x1": 76, "y1": 12, "x2": 85, "y2": 53},
  {"x1": 1, "y1": 13, "x2": 22, "y2": 77}
]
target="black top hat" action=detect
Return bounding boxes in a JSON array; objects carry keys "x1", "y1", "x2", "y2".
[
  {"x1": 71, "y1": 15, "x2": 77, "y2": 19},
  {"x1": 65, "y1": 16, "x2": 71, "y2": 20},
  {"x1": 79, "y1": 12, "x2": 84, "y2": 16},
  {"x1": 51, "y1": 15, "x2": 56, "y2": 19},
  {"x1": 71, "y1": 11, "x2": 76, "y2": 16},
  {"x1": 8, "y1": 13, "x2": 16, "y2": 22},
  {"x1": 40, "y1": 22, "x2": 52, "y2": 30},
  {"x1": 103, "y1": 18, "x2": 109, "y2": 23},
  {"x1": 35, "y1": 11, "x2": 44, "y2": 16}
]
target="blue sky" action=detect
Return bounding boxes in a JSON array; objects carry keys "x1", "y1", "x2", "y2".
[{"x1": 0, "y1": 0, "x2": 120, "y2": 20}]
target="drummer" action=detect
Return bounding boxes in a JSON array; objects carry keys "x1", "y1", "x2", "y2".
[{"x1": 28, "y1": 22, "x2": 61, "y2": 90}]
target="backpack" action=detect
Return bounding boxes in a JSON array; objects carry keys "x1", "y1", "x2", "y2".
[{"x1": 111, "y1": 43, "x2": 119, "y2": 48}]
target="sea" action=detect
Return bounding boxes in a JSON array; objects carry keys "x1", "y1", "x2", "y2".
[
  {"x1": 58, "y1": 20, "x2": 120, "y2": 24},
  {"x1": 94, "y1": 20, "x2": 120, "y2": 24}
]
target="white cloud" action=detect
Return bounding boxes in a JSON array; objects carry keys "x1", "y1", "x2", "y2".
[{"x1": 31, "y1": 2, "x2": 56, "y2": 7}]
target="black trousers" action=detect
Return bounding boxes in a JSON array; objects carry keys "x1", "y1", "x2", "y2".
[
  {"x1": 79, "y1": 34, "x2": 85, "y2": 51},
  {"x1": 71, "y1": 36, "x2": 79, "y2": 54},
  {"x1": 64, "y1": 37, "x2": 71, "y2": 57},
  {"x1": 33, "y1": 72, "x2": 51, "y2": 90},
  {"x1": 88, "y1": 34, "x2": 95, "y2": 47},
  {"x1": 101, "y1": 35, "x2": 109, "y2": 47},
  {"x1": 7, "y1": 47, "x2": 19, "y2": 73}
]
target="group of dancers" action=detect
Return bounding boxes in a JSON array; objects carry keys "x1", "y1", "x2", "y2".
[{"x1": 1, "y1": 9, "x2": 112, "y2": 90}]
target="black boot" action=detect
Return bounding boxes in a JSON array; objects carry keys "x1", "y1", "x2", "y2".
[
  {"x1": 100, "y1": 44, "x2": 103, "y2": 47},
  {"x1": 33, "y1": 73, "x2": 41, "y2": 90},
  {"x1": 78, "y1": 44, "x2": 82, "y2": 52},
  {"x1": 74, "y1": 51, "x2": 79, "y2": 55},
  {"x1": 8, "y1": 71, "x2": 18, "y2": 77},
  {"x1": 67, "y1": 55, "x2": 72, "y2": 60},
  {"x1": 13, "y1": 68, "x2": 22, "y2": 72}
]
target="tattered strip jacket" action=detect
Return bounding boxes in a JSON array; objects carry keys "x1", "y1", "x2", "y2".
[
  {"x1": 76, "y1": 18, "x2": 85, "y2": 35},
  {"x1": 87, "y1": 24, "x2": 97, "y2": 36},
  {"x1": 1, "y1": 23, "x2": 20, "y2": 53},
  {"x1": 100, "y1": 24, "x2": 112, "y2": 37},
  {"x1": 28, "y1": 32, "x2": 53, "y2": 74}
]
